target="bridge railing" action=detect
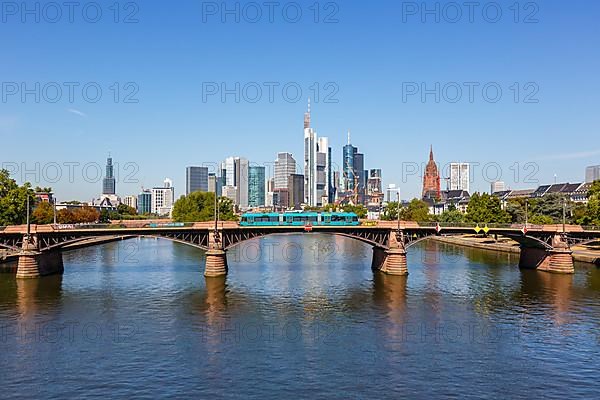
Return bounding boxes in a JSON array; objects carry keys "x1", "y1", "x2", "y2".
[
  {"x1": 581, "y1": 225, "x2": 600, "y2": 231},
  {"x1": 415, "y1": 222, "x2": 528, "y2": 229},
  {"x1": 0, "y1": 226, "x2": 6, "y2": 232}
]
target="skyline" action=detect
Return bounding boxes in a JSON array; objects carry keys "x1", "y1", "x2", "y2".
[{"x1": 1, "y1": 1, "x2": 599, "y2": 200}]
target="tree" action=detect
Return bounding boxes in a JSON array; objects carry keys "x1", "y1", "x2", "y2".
[
  {"x1": 466, "y1": 193, "x2": 510, "y2": 223},
  {"x1": 437, "y1": 209, "x2": 465, "y2": 223},
  {"x1": 400, "y1": 199, "x2": 431, "y2": 222},
  {"x1": 340, "y1": 204, "x2": 367, "y2": 218},
  {"x1": 117, "y1": 203, "x2": 137, "y2": 216},
  {"x1": 0, "y1": 169, "x2": 36, "y2": 226},
  {"x1": 172, "y1": 192, "x2": 236, "y2": 223},
  {"x1": 381, "y1": 201, "x2": 401, "y2": 221},
  {"x1": 32, "y1": 201, "x2": 55, "y2": 224}
]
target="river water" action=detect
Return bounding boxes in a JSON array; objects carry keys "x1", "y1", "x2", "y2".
[{"x1": 1, "y1": 234, "x2": 599, "y2": 399}]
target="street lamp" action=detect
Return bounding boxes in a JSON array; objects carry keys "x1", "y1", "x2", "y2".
[{"x1": 396, "y1": 189, "x2": 401, "y2": 233}]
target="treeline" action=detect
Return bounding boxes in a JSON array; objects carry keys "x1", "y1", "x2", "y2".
[{"x1": 172, "y1": 191, "x2": 237, "y2": 222}]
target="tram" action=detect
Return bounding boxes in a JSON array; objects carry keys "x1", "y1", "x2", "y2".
[{"x1": 240, "y1": 212, "x2": 359, "y2": 226}]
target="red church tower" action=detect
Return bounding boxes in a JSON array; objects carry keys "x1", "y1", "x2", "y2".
[{"x1": 422, "y1": 146, "x2": 441, "y2": 199}]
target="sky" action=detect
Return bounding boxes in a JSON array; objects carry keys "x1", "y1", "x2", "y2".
[{"x1": 1, "y1": 0, "x2": 599, "y2": 201}]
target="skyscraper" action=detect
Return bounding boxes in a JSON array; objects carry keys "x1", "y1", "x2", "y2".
[
  {"x1": 586, "y1": 165, "x2": 600, "y2": 183},
  {"x1": 367, "y1": 169, "x2": 383, "y2": 205},
  {"x1": 248, "y1": 166, "x2": 266, "y2": 207},
  {"x1": 274, "y1": 152, "x2": 296, "y2": 189},
  {"x1": 137, "y1": 190, "x2": 152, "y2": 214},
  {"x1": 186, "y1": 166, "x2": 208, "y2": 195},
  {"x1": 342, "y1": 132, "x2": 366, "y2": 204},
  {"x1": 208, "y1": 173, "x2": 221, "y2": 196},
  {"x1": 303, "y1": 100, "x2": 329, "y2": 206},
  {"x1": 422, "y1": 146, "x2": 441, "y2": 199},
  {"x1": 222, "y1": 156, "x2": 249, "y2": 208},
  {"x1": 450, "y1": 163, "x2": 470, "y2": 193},
  {"x1": 288, "y1": 174, "x2": 305, "y2": 210},
  {"x1": 102, "y1": 156, "x2": 116, "y2": 195}
]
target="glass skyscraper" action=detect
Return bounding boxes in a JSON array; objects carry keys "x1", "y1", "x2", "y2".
[
  {"x1": 248, "y1": 166, "x2": 266, "y2": 207},
  {"x1": 102, "y1": 156, "x2": 116, "y2": 195},
  {"x1": 186, "y1": 166, "x2": 209, "y2": 195}
]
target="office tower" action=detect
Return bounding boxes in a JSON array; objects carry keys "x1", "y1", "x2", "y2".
[
  {"x1": 186, "y1": 166, "x2": 208, "y2": 195},
  {"x1": 222, "y1": 186, "x2": 238, "y2": 206},
  {"x1": 586, "y1": 165, "x2": 600, "y2": 183},
  {"x1": 208, "y1": 173, "x2": 221, "y2": 196},
  {"x1": 273, "y1": 188, "x2": 289, "y2": 210},
  {"x1": 151, "y1": 178, "x2": 175, "y2": 216},
  {"x1": 332, "y1": 171, "x2": 341, "y2": 201},
  {"x1": 102, "y1": 156, "x2": 116, "y2": 195},
  {"x1": 342, "y1": 132, "x2": 367, "y2": 204},
  {"x1": 221, "y1": 156, "x2": 249, "y2": 208},
  {"x1": 328, "y1": 146, "x2": 335, "y2": 204},
  {"x1": 367, "y1": 169, "x2": 383, "y2": 200},
  {"x1": 248, "y1": 166, "x2": 266, "y2": 207},
  {"x1": 288, "y1": 174, "x2": 305, "y2": 210},
  {"x1": 137, "y1": 190, "x2": 152, "y2": 214},
  {"x1": 490, "y1": 181, "x2": 506, "y2": 194},
  {"x1": 123, "y1": 195, "x2": 137, "y2": 210},
  {"x1": 387, "y1": 184, "x2": 399, "y2": 202},
  {"x1": 343, "y1": 134, "x2": 357, "y2": 191},
  {"x1": 274, "y1": 152, "x2": 296, "y2": 190},
  {"x1": 422, "y1": 146, "x2": 441, "y2": 199},
  {"x1": 303, "y1": 100, "x2": 330, "y2": 207},
  {"x1": 450, "y1": 163, "x2": 470, "y2": 192}
]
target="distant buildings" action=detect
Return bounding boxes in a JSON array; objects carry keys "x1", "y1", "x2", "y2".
[
  {"x1": 367, "y1": 169, "x2": 383, "y2": 206},
  {"x1": 221, "y1": 156, "x2": 249, "y2": 209},
  {"x1": 288, "y1": 174, "x2": 305, "y2": 210},
  {"x1": 208, "y1": 173, "x2": 221, "y2": 196},
  {"x1": 123, "y1": 195, "x2": 137, "y2": 210},
  {"x1": 274, "y1": 153, "x2": 296, "y2": 190},
  {"x1": 386, "y1": 184, "x2": 399, "y2": 202},
  {"x1": 422, "y1": 146, "x2": 441, "y2": 199},
  {"x1": 186, "y1": 166, "x2": 208, "y2": 195},
  {"x1": 490, "y1": 181, "x2": 506, "y2": 194},
  {"x1": 102, "y1": 156, "x2": 116, "y2": 195},
  {"x1": 248, "y1": 166, "x2": 266, "y2": 207},
  {"x1": 303, "y1": 100, "x2": 330, "y2": 207},
  {"x1": 586, "y1": 165, "x2": 600, "y2": 183},
  {"x1": 339, "y1": 131, "x2": 368, "y2": 205},
  {"x1": 450, "y1": 162, "x2": 470, "y2": 193},
  {"x1": 137, "y1": 190, "x2": 152, "y2": 214},
  {"x1": 493, "y1": 182, "x2": 593, "y2": 207},
  {"x1": 151, "y1": 178, "x2": 175, "y2": 216}
]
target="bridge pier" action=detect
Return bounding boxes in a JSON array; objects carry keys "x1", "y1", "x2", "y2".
[
  {"x1": 16, "y1": 235, "x2": 64, "y2": 279},
  {"x1": 204, "y1": 231, "x2": 228, "y2": 277},
  {"x1": 519, "y1": 235, "x2": 574, "y2": 274},
  {"x1": 372, "y1": 232, "x2": 408, "y2": 276}
]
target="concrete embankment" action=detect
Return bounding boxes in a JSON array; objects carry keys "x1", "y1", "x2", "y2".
[{"x1": 431, "y1": 235, "x2": 600, "y2": 265}]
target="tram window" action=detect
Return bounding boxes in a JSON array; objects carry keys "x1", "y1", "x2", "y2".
[
  {"x1": 241, "y1": 217, "x2": 248, "y2": 222},
  {"x1": 308, "y1": 216, "x2": 317, "y2": 222},
  {"x1": 352, "y1": 217, "x2": 359, "y2": 222},
  {"x1": 269, "y1": 216, "x2": 279, "y2": 222},
  {"x1": 293, "y1": 216, "x2": 303, "y2": 222},
  {"x1": 255, "y1": 216, "x2": 270, "y2": 222},
  {"x1": 332, "y1": 215, "x2": 344, "y2": 222}
]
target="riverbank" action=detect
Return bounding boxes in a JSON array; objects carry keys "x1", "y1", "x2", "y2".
[{"x1": 432, "y1": 235, "x2": 600, "y2": 265}]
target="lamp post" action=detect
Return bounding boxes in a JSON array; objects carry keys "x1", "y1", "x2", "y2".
[
  {"x1": 396, "y1": 189, "x2": 401, "y2": 233},
  {"x1": 562, "y1": 195, "x2": 567, "y2": 234},
  {"x1": 524, "y1": 199, "x2": 528, "y2": 228},
  {"x1": 26, "y1": 195, "x2": 31, "y2": 239}
]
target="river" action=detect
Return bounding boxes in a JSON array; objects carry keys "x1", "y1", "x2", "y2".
[{"x1": 1, "y1": 234, "x2": 599, "y2": 399}]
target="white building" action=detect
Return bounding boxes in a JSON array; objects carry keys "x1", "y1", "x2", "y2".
[
  {"x1": 123, "y1": 195, "x2": 137, "y2": 210},
  {"x1": 222, "y1": 156, "x2": 249, "y2": 209},
  {"x1": 303, "y1": 100, "x2": 329, "y2": 207},
  {"x1": 151, "y1": 178, "x2": 175, "y2": 216},
  {"x1": 274, "y1": 152, "x2": 296, "y2": 190},
  {"x1": 450, "y1": 163, "x2": 470, "y2": 192},
  {"x1": 222, "y1": 185, "x2": 238, "y2": 206},
  {"x1": 490, "y1": 181, "x2": 506, "y2": 194}
]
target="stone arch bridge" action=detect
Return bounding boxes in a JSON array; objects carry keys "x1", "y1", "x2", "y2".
[{"x1": 1, "y1": 222, "x2": 598, "y2": 278}]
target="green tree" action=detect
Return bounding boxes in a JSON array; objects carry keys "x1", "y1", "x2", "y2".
[
  {"x1": 0, "y1": 169, "x2": 36, "y2": 226},
  {"x1": 466, "y1": 193, "x2": 510, "y2": 223},
  {"x1": 340, "y1": 204, "x2": 368, "y2": 218},
  {"x1": 580, "y1": 180, "x2": 600, "y2": 225},
  {"x1": 117, "y1": 203, "x2": 137, "y2": 216},
  {"x1": 437, "y1": 209, "x2": 466, "y2": 223},
  {"x1": 399, "y1": 199, "x2": 431, "y2": 222},
  {"x1": 381, "y1": 201, "x2": 400, "y2": 221},
  {"x1": 172, "y1": 192, "x2": 236, "y2": 223}
]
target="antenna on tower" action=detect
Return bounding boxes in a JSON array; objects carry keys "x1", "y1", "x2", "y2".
[{"x1": 347, "y1": 130, "x2": 351, "y2": 145}]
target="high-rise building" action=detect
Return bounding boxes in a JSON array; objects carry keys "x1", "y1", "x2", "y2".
[
  {"x1": 288, "y1": 174, "x2": 305, "y2": 210},
  {"x1": 137, "y1": 190, "x2": 152, "y2": 214},
  {"x1": 422, "y1": 146, "x2": 441, "y2": 199},
  {"x1": 274, "y1": 153, "x2": 296, "y2": 189},
  {"x1": 303, "y1": 100, "x2": 330, "y2": 206},
  {"x1": 222, "y1": 186, "x2": 238, "y2": 206},
  {"x1": 221, "y1": 156, "x2": 249, "y2": 208},
  {"x1": 342, "y1": 132, "x2": 367, "y2": 204},
  {"x1": 367, "y1": 169, "x2": 383, "y2": 205},
  {"x1": 450, "y1": 163, "x2": 470, "y2": 193},
  {"x1": 586, "y1": 165, "x2": 600, "y2": 183},
  {"x1": 332, "y1": 171, "x2": 341, "y2": 201},
  {"x1": 248, "y1": 166, "x2": 266, "y2": 207},
  {"x1": 102, "y1": 156, "x2": 116, "y2": 195},
  {"x1": 208, "y1": 173, "x2": 221, "y2": 196},
  {"x1": 123, "y1": 195, "x2": 137, "y2": 210},
  {"x1": 490, "y1": 181, "x2": 506, "y2": 194},
  {"x1": 387, "y1": 184, "x2": 399, "y2": 202},
  {"x1": 186, "y1": 166, "x2": 208, "y2": 195},
  {"x1": 151, "y1": 178, "x2": 175, "y2": 216}
]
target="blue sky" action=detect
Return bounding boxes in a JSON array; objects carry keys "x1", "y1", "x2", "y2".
[{"x1": 1, "y1": 0, "x2": 599, "y2": 201}]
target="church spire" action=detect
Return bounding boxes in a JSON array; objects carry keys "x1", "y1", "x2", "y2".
[{"x1": 429, "y1": 145, "x2": 434, "y2": 161}]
